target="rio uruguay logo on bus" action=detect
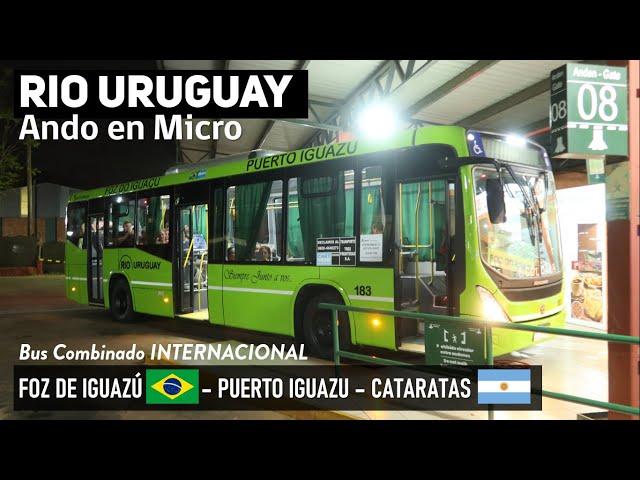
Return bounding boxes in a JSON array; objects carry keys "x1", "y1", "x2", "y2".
[{"x1": 119, "y1": 255, "x2": 161, "y2": 270}]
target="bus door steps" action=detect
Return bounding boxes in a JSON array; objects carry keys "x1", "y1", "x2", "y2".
[
  {"x1": 398, "y1": 336, "x2": 426, "y2": 353},
  {"x1": 400, "y1": 301, "x2": 420, "y2": 312}
]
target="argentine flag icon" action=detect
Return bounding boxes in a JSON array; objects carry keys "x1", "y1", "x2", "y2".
[{"x1": 477, "y1": 369, "x2": 531, "y2": 404}]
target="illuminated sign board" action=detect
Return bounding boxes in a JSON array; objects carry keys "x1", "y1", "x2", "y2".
[{"x1": 550, "y1": 63, "x2": 628, "y2": 158}]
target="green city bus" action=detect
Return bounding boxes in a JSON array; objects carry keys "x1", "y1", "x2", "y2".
[{"x1": 65, "y1": 125, "x2": 564, "y2": 359}]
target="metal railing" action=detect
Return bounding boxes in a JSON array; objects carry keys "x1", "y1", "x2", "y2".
[{"x1": 319, "y1": 303, "x2": 640, "y2": 418}]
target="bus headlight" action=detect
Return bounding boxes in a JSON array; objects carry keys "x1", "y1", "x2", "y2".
[{"x1": 476, "y1": 286, "x2": 510, "y2": 323}]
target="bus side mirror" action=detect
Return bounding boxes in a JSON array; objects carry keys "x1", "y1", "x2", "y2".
[{"x1": 486, "y1": 178, "x2": 506, "y2": 224}]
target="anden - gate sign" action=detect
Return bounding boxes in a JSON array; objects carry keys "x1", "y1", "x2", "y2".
[{"x1": 550, "y1": 63, "x2": 628, "y2": 158}]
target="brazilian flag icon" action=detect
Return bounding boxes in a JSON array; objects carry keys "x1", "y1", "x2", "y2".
[{"x1": 146, "y1": 369, "x2": 199, "y2": 404}]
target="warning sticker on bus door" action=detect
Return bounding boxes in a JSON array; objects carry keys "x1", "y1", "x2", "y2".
[{"x1": 316, "y1": 237, "x2": 356, "y2": 266}]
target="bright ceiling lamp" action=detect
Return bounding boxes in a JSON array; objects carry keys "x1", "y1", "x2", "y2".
[
  {"x1": 355, "y1": 102, "x2": 399, "y2": 140},
  {"x1": 505, "y1": 134, "x2": 527, "y2": 147}
]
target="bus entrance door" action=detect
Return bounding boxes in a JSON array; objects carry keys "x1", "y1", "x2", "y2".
[
  {"x1": 88, "y1": 213, "x2": 104, "y2": 304},
  {"x1": 396, "y1": 179, "x2": 453, "y2": 348},
  {"x1": 177, "y1": 204, "x2": 209, "y2": 320}
]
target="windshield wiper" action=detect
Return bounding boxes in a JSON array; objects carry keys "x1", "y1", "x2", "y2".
[{"x1": 498, "y1": 163, "x2": 541, "y2": 246}]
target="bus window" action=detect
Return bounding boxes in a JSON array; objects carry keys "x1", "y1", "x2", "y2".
[
  {"x1": 226, "y1": 180, "x2": 283, "y2": 262},
  {"x1": 360, "y1": 166, "x2": 388, "y2": 263},
  {"x1": 136, "y1": 194, "x2": 171, "y2": 246},
  {"x1": 399, "y1": 179, "x2": 447, "y2": 263},
  {"x1": 210, "y1": 187, "x2": 224, "y2": 262},
  {"x1": 66, "y1": 203, "x2": 87, "y2": 248},
  {"x1": 106, "y1": 196, "x2": 136, "y2": 248},
  {"x1": 287, "y1": 170, "x2": 354, "y2": 263}
]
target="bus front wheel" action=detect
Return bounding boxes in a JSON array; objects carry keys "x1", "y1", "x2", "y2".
[
  {"x1": 110, "y1": 278, "x2": 135, "y2": 323},
  {"x1": 302, "y1": 291, "x2": 351, "y2": 360}
]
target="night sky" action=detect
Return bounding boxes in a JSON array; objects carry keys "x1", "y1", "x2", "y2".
[{"x1": 0, "y1": 60, "x2": 176, "y2": 190}]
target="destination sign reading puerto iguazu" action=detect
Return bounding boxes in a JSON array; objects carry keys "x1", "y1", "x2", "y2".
[{"x1": 246, "y1": 142, "x2": 359, "y2": 172}]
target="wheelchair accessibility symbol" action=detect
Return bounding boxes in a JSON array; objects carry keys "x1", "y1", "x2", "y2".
[{"x1": 466, "y1": 131, "x2": 485, "y2": 157}]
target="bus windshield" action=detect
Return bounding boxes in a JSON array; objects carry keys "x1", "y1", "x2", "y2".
[{"x1": 473, "y1": 165, "x2": 561, "y2": 280}]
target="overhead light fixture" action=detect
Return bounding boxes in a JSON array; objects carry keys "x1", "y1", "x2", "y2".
[
  {"x1": 355, "y1": 103, "x2": 399, "y2": 140},
  {"x1": 505, "y1": 134, "x2": 527, "y2": 147}
]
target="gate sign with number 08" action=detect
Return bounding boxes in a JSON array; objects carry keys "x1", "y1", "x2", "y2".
[{"x1": 550, "y1": 63, "x2": 628, "y2": 158}]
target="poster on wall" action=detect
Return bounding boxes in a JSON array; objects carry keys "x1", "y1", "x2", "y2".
[
  {"x1": 557, "y1": 184, "x2": 608, "y2": 330},
  {"x1": 570, "y1": 224, "x2": 605, "y2": 325}
]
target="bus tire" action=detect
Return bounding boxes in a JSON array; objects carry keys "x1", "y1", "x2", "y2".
[
  {"x1": 301, "y1": 290, "x2": 351, "y2": 360},
  {"x1": 110, "y1": 278, "x2": 136, "y2": 323}
]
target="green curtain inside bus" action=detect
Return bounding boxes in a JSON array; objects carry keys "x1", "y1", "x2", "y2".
[
  {"x1": 196, "y1": 205, "x2": 208, "y2": 237},
  {"x1": 181, "y1": 208, "x2": 191, "y2": 250},
  {"x1": 401, "y1": 181, "x2": 447, "y2": 263},
  {"x1": 297, "y1": 172, "x2": 351, "y2": 262},
  {"x1": 146, "y1": 197, "x2": 163, "y2": 242},
  {"x1": 287, "y1": 194, "x2": 304, "y2": 259},
  {"x1": 234, "y1": 181, "x2": 272, "y2": 261},
  {"x1": 432, "y1": 183, "x2": 447, "y2": 270},
  {"x1": 211, "y1": 188, "x2": 224, "y2": 261},
  {"x1": 361, "y1": 185, "x2": 383, "y2": 233},
  {"x1": 345, "y1": 188, "x2": 354, "y2": 235}
]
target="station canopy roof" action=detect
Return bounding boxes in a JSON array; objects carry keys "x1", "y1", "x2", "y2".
[{"x1": 159, "y1": 60, "x2": 603, "y2": 167}]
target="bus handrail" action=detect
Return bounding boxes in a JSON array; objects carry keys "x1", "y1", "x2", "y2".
[
  {"x1": 318, "y1": 302, "x2": 640, "y2": 418},
  {"x1": 183, "y1": 237, "x2": 194, "y2": 268}
]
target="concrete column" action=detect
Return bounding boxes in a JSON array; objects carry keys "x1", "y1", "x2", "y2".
[{"x1": 607, "y1": 60, "x2": 639, "y2": 419}]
